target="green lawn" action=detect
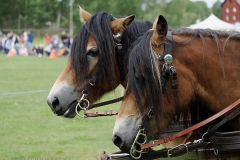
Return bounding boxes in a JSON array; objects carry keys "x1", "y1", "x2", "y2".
[{"x1": 0, "y1": 54, "x2": 121, "y2": 159}]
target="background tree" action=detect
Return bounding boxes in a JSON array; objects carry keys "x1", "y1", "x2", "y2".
[
  {"x1": 142, "y1": 0, "x2": 210, "y2": 28},
  {"x1": 212, "y1": 0, "x2": 222, "y2": 18},
  {"x1": 0, "y1": 0, "x2": 223, "y2": 34}
]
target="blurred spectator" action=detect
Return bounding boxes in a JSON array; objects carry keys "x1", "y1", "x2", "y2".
[
  {"x1": 61, "y1": 31, "x2": 71, "y2": 48},
  {"x1": 31, "y1": 45, "x2": 37, "y2": 56},
  {"x1": 27, "y1": 31, "x2": 34, "y2": 53},
  {"x1": 51, "y1": 34, "x2": 60, "y2": 51},
  {"x1": 19, "y1": 44, "x2": 28, "y2": 56},
  {"x1": 36, "y1": 45, "x2": 44, "y2": 57},
  {"x1": 45, "y1": 43, "x2": 52, "y2": 56},
  {"x1": 45, "y1": 33, "x2": 51, "y2": 45},
  {"x1": 12, "y1": 33, "x2": 20, "y2": 55},
  {"x1": 4, "y1": 36, "x2": 11, "y2": 54},
  {"x1": 23, "y1": 31, "x2": 28, "y2": 47},
  {"x1": 0, "y1": 33, "x2": 4, "y2": 53}
]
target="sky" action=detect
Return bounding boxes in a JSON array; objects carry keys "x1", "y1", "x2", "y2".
[{"x1": 190, "y1": 0, "x2": 224, "y2": 8}]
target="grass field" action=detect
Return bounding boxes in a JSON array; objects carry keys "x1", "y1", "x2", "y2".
[{"x1": 0, "y1": 53, "x2": 121, "y2": 159}]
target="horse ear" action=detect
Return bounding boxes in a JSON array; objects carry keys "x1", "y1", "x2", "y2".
[
  {"x1": 110, "y1": 15, "x2": 135, "y2": 34},
  {"x1": 152, "y1": 15, "x2": 168, "y2": 47},
  {"x1": 78, "y1": 5, "x2": 92, "y2": 23}
]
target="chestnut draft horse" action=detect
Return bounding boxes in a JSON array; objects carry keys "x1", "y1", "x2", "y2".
[
  {"x1": 47, "y1": 6, "x2": 152, "y2": 118},
  {"x1": 112, "y1": 15, "x2": 240, "y2": 156}
]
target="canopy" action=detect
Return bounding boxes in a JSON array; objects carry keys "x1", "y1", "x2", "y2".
[{"x1": 189, "y1": 14, "x2": 235, "y2": 31}]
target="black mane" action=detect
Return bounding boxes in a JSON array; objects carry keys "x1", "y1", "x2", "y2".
[
  {"x1": 127, "y1": 30, "x2": 162, "y2": 121},
  {"x1": 71, "y1": 12, "x2": 116, "y2": 87},
  {"x1": 70, "y1": 11, "x2": 152, "y2": 89}
]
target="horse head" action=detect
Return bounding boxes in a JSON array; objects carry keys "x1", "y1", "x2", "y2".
[
  {"x1": 112, "y1": 14, "x2": 240, "y2": 153},
  {"x1": 112, "y1": 15, "x2": 182, "y2": 152},
  {"x1": 47, "y1": 6, "x2": 135, "y2": 118}
]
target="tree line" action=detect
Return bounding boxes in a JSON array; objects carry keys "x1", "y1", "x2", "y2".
[{"x1": 0, "y1": 0, "x2": 222, "y2": 33}]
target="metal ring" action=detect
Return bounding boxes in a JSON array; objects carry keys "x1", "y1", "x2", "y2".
[
  {"x1": 183, "y1": 143, "x2": 189, "y2": 154},
  {"x1": 78, "y1": 99, "x2": 90, "y2": 110},
  {"x1": 89, "y1": 79, "x2": 95, "y2": 86},
  {"x1": 75, "y1": 103, "x2": 88, "y2": 118},
  {"x1": 130, "y1": 129, "x2": 146, "y2": 159},
  {"x1": 130, "y1": 148, "x2": 142, "y2": 159},
  {"x1": 201, "y1": 132, "x2": 208, "y2": 141},
  {"x1": 82, "y1": 90, "x2": 88, "y2": 96},
  {"x1": 136, "y1": 133, "x2": 147, "y2": 145}
]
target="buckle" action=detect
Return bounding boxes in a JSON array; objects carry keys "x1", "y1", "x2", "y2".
[{"x1": 167, "y1": 142, "x2": 191, "y2": 158}]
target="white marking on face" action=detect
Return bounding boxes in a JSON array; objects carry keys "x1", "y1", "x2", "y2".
[{"x1": 113, "y1": 115, "x2": 141, "y2": 147}]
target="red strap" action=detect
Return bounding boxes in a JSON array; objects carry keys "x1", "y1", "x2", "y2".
[
  {"x1": 141, "y1": 98, "x2": 240, "y2": 150},
  {"x1": 84, "y1": 110, "x2": 118, "y2": 117}
]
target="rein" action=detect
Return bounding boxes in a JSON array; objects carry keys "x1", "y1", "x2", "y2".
[
  {"x1": 74, "y1": 33, "x2": 125, "y2": 118},
  {"x1": 141, "y1": 98, "x2": 240, "y2": 150},
  {"x1": 110, "y1": 99, "x2": 240, "y2": 160}
]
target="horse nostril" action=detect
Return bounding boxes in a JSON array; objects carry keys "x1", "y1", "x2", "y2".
[
  {"x1": 52, "y1": 97, "x2": 60, "y2": 111},
  {"x1": 112, "y1": 134, "x2": 123, "y2": 148}
]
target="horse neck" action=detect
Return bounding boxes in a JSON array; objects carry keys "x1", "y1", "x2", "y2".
[{"x1": 173, "y1": 34, "x2": 240, "y2": 116}]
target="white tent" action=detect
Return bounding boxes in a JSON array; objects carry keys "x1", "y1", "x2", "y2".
[{"x1": 189, "y1": 14, "x2": 235, "y2": 31}]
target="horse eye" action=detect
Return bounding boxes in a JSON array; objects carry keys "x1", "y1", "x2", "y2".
[{"x1": 87, "y1": 47, "x2": 99, "y2": 57}]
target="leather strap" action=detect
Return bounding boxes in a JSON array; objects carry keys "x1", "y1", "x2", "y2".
[
  {"x1": 84, "y1": 110, "x2": 118, "y2": 117},
  {"x1": 206, "y1": 106, "x2": 240, "y2": 139},
  {"x1": 90, "y1": 96, "x2": 123, "y2": 109},
  {"x1": 141, "y1": 98, "x2": 240, "y2": 150},
  {"x1": 170, "y1": 66, "x2": 180, "y2": 122},
  {"x1": 82, "y1": 69, "x2": 100, "y2": 95},
  {"x1": 99, "y1": 141, "x2": 208, "y2": 159},
  {"x1": 165, "y1": 31, "x2": 173, "y2": 54},
  {"x1": 115, "y1": 43, "x2": 126, "y2": 84},
  {"x1": 210, "y1": 131, "x2": 240, "y2": 150}
]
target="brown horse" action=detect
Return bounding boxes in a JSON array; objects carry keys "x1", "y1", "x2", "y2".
[
  {"x1": 112, "y1": 15, "x2": 240, "y2": 154},
  {"x1": 46, "y1": 6, "x2": 152, "y2": 118}
]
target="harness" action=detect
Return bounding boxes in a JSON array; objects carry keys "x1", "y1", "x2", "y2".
[
  {"x1": 158, "y1": 31, "x2": 180, "y2": 122},
  {"x1": 127, "y1": 31, "x2": 240, "y2": 159},
  {"x1": 100, "y1": 99, "x2": 240, "y2": 160}
]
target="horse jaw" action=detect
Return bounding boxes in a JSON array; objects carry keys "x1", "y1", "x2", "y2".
[
  {"x1": 47, "y1": 59, "x2": 81, "y2": 118},
  {"x1": 47, "y1": 79, "x2": 80, "y2": 118},
  {"x1": 112, "y1": 93, "x2": 142, "y2": 152},
  {"x1": 112, "y1": 115, "x2": 141, "y2": 153}
]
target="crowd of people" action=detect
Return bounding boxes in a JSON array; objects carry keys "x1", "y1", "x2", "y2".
[{"x1": 0, "y1": 30, "x2": 72, "y2": 57}]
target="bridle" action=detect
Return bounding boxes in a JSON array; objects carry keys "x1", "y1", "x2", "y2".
[
  {"x1": 137, "y1": 31, "x2": 180, "y2": 124},
  {"x1": 74, "y1": 33, "x2": 125, "y2": 118},
  {"x1": 130, "y1": 31, "x2": 181, "y2": 159}
]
